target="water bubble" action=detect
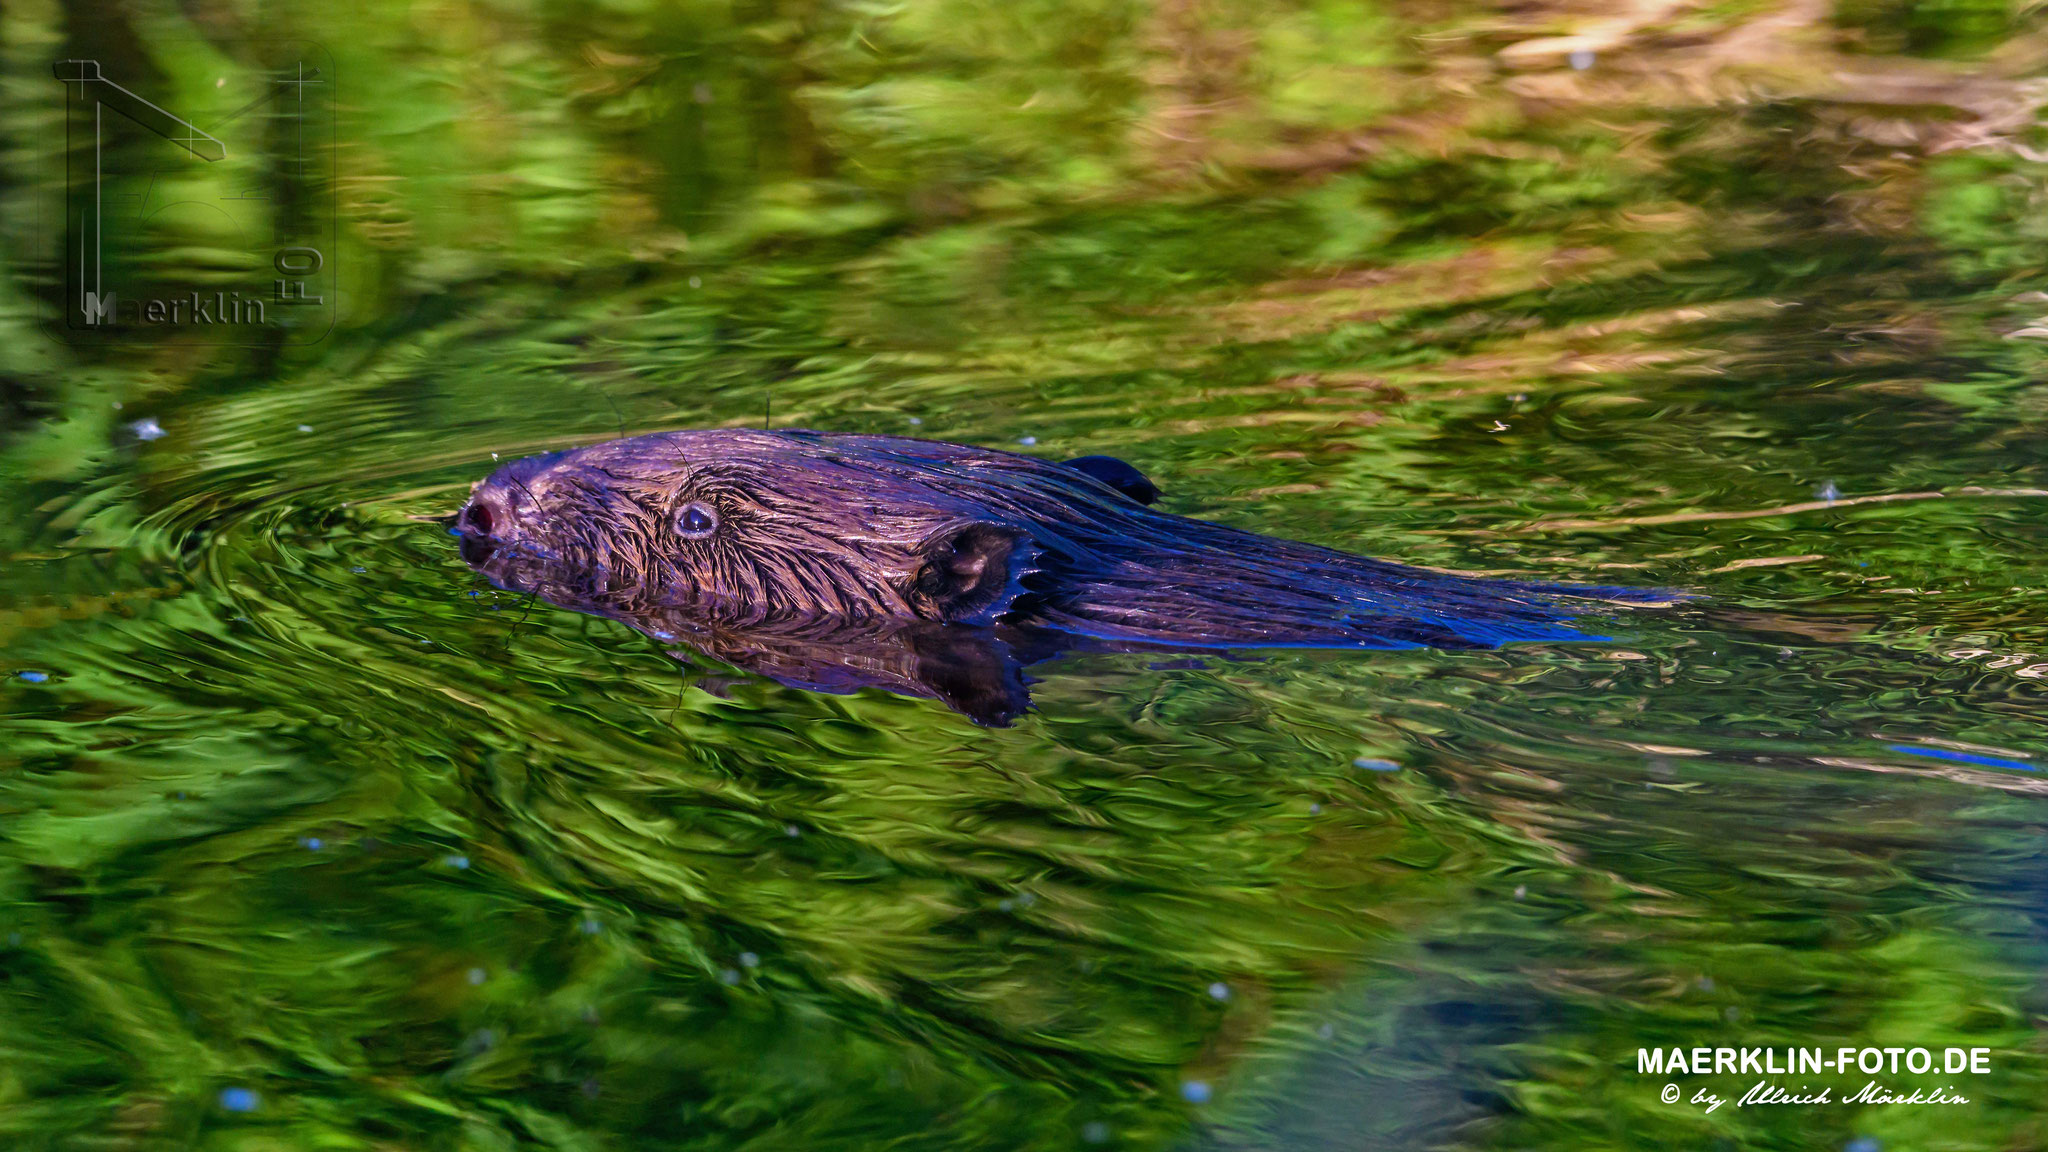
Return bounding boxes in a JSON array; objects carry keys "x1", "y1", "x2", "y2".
[
  {"x1": 719, "y1": 967, "x2": 741, "y2": 984},
  {"x1": 1568, "y1": 49, "x2": 1595, "y2": 70},
  {"x1": 1513, "y1": 885, "x2": 1527, "y2": 900},
  {"x1": 1352, "y1": 757, "x2": 1402, "y2": 772},
  {"x1": 1697, "y1": 975, "x2": 1715, "y2": 991},
  {"x1": 998, "y1": 899, "x2": 1014, "y2": 911},
  {"x1": 218, "y1": 1087, "x2": 259, "y2": 1112},
  {"x1": 907, "y1": 416, "x2": 923, "y2": 426},
  {"x1": 739, "y1": 951, "x2": 759, "y2": 967},
  {"x1": 302, "y1": 837, "x2": 323, "y2": 851},
  {"x1": 1082, "y1": 1121, "x2": 1111, "y2": 1144},
  {"x1": 17, "y1": 671, "x2": 48, "y2": 683},
  {"x1": 1316, "y1": 1022, "x2": 1335, "y2": 1040},
  {"x1": 1308, "y1": 802, "x2": 1321, "y2": 814},
  {"x1": 447, "y1": 855, "x2": 470, "y2": 869},
  {"x1": 1207, "y1": 982, "x2": 1230, "y2": 1001},
  {"x1": 463, "y1": 1028, "x2": 497, "y2": 1053},
  {"x1": 1818, "y1": 480, "x2": 1841, "y2": 504},
  {"x1": 688, "y1": 276, "x2": 702, "y2": 289},
  {"x1": 297, "y1": 424, "x2": 313, "y2": 433},
  {"x1": 785, "y1": 824, "x2": 801, "y2": 838},
  {"x1": 467, "y1": 967, "x2": 487, "y2": 985},
  {"x1": 1018, "y1": 435, "x2": 1037, "y2": 446},
  {"x1": 1846, "y1": 1139, "x2": 1880, "y2": 1152},
  {"x1": 130, "y1": 417, "x2": 165, "y2": 441},
  {"x1": 350, "y1": 566, "x2": 367, "y2": 574},
  {"x1": 1180, "y1": 1080, "x2": 1211, "y2": 1104},
  {"x1": 579, "y1": 916, "x2": 601, "y2": 935}
]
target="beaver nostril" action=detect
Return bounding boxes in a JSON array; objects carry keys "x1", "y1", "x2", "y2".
[{"x1": 465, "y1": 497, "x2": 498, "y2": 537}]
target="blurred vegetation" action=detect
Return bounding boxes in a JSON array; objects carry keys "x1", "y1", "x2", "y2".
[{"x1": 6, "y1": 0, "x2": 2048, "y2": 1149}]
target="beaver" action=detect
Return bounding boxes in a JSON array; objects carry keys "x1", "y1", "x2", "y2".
[{"x1": 454, "y1": 429, "x2": 1674, "y2": 723}]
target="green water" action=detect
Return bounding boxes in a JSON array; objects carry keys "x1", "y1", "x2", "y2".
[{"x1": 7, "y1": 0, "x2": 2048, "y2": 1148}]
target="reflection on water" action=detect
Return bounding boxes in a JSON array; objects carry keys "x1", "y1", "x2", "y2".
[{"x1": 6, "y1": 0, "x2": 2048, "y2": 1148}]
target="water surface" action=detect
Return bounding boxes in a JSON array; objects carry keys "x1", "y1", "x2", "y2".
[{"x1": 6, "y1": 2, "x2": 2048, "y2": 1148}]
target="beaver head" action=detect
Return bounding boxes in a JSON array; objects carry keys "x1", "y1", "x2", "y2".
[
  {"x1": 455, "y1": 429, "x2": 1673, "y2": 660},
  {"x1": 455, "y1": 429, "x2": 1126, "y2": 628}
]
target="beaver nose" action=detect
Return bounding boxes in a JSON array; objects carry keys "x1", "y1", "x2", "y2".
[
  {"x1": 461, "y1": 495, "x2": 498, "y2": 537},
  {"x1": 455, "y1": 492, "x2": 504, "y2": 565}
]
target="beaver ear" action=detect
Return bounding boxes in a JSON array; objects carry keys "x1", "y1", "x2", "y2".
[
  {"x1": 1061, "y1": 455, "x2": 1160, "y2": 505},
  {"x1": 914, "y1": 523, "x2": 1033, "y2": 624}
]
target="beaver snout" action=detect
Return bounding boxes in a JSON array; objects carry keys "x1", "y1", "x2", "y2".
[{"x1": 453, "y1": 491, "x2": 506, "y2": 566}]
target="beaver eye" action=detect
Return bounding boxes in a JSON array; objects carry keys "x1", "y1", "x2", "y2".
[{"x1": 675, "y1": 502, "x2": 719, "y2": 539}]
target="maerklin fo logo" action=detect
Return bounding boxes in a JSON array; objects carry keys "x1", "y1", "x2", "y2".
[{"x1": 50, "y1": 44, "x2": 335, "y2": 345}]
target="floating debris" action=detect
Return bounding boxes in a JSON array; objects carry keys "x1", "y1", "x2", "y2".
[
  {"x1": 1569, "y1": 49, "x2": 1594, "y2": 70},
  {"x1": 447, "y1": 855, "x2": 471, "y2": 869},
  {"x1": 1082, "y1": 1122, "x2": 1110, "y2": 1144},
  {"x1": 1352, "y1": 757, "x2": 1402, "y2": 772},
  {"x1": 297, "y1": 424, "x2": 313, "y2": 433},
  {"x1": 1207, "y1": 982, "x2": 1230, "y2": 1001},
  {"x1": 467, "y1": 967, "x2": 487, "y2": 985},
  {"x1": 1018, "y1": 435, "x2": 1037, "y2": 446},
  {"x1": 1817, "y1": 480, "x2": 1841, "y2": 504},
  {"x1": 129, "y1": 417, "x2": 165, "y2": 441},
  {"x1": 17, "y1": 671, "x2": 48, "y2": 683},
  {"x1": 739, "y1": 951, "x2": 759, "y2": 967}
]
